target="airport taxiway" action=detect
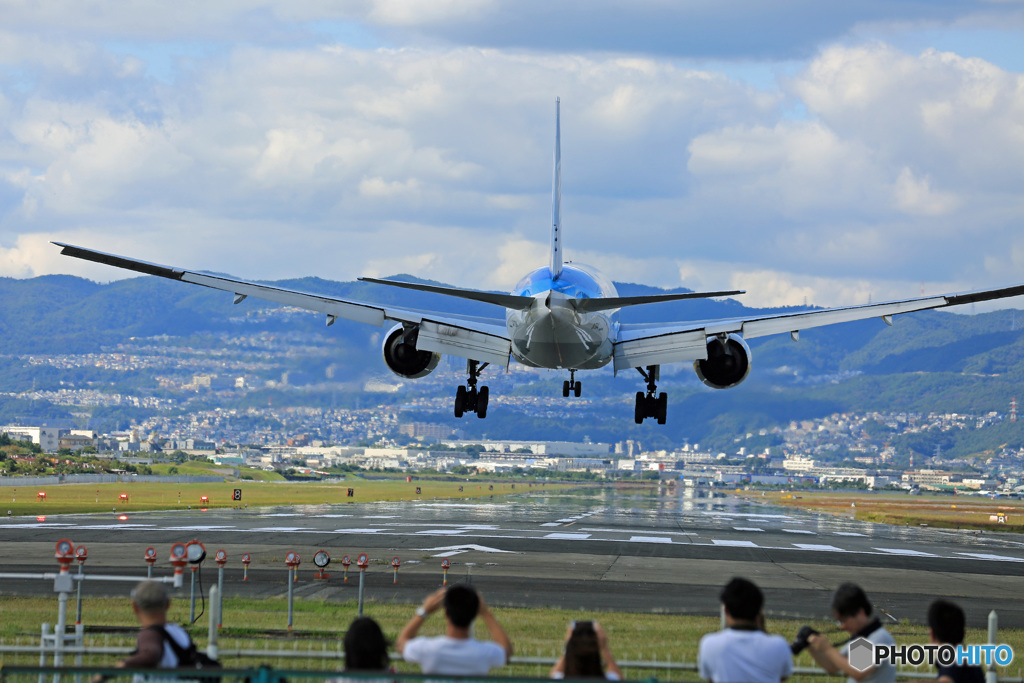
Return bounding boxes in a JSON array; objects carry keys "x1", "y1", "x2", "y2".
[{"x1": 2, "y1": 486, "x2": 1023, "y2": 627}]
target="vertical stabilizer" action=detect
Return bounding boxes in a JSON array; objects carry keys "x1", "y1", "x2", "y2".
[{"x1": 550, "y1": 97, "x2": 563, "y2": 278}]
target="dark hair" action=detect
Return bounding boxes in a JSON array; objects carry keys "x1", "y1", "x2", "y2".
[
  {"x1": 344, "y1": 617, "x2": 389, "y2": 671},
  {"x1": 928, "y1": 599, "x2": 966, "y2": 645},
  {"x1": 444, "y1": 585, "x2": 480, "y2": 629},
  {"x1": 564, "y1": 622, "x2": 604, "y2": 679},
  {"x1": 720, "y1": 577, "x2": 763, "y2": 622},
  {"x1": 831, "y1": 583, "x2": 872, "y2": 619}
]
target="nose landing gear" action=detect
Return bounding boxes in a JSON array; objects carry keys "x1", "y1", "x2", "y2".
[
  {"x1": 454, "y1": 360, "x2": 489, "y2": 419},
  {"x1": 562, "y1": 369, "x2": 582, "y2": 398},
  {"x1": 634, "y1": 365, "x2": 667, "y2": 424}
]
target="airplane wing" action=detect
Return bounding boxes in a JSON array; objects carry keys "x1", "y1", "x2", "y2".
[
  {"x1": 53, "y1": 242, "x2": 512, "y2": 367},
  {"x1": 613, "y1": 284, "x2": 1024, "y2": 373}
]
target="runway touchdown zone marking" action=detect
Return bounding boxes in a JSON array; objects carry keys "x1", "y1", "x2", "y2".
[
  {"x1": 712, "y1": 540, "x2": 759, "y2": 547},
  {"x1": 874, "y1": 548, "x2": 937, "y2": 557}
]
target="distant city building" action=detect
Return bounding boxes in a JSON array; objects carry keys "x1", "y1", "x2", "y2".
[{"x1": 2, "y1": 426, "x2": 60, "y2": 453}]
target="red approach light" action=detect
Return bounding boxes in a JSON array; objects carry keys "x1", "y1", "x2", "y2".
[
  {"x1": 200, "y1": 495, "x2": 209, "y2": 503},
  {"x1": 36, "y1": 515, "x2": 46, "y2": 522},
  {"x1": 37, "y1": 492, "x2": 46, "y2": 500},
  {"x1": 119, "y1": 493, "x2": 128, "y2": 501},
  {"x1": 118, "y1": 514, "x2": 128, "y2": 521}
]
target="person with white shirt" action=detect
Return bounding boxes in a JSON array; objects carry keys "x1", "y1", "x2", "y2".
[
  {"x1": 397, "y1": 585, "x2": 513, "y2": 676},
  {"x1": 699, "y1": 577, "x2": 794, "y2": 683}
]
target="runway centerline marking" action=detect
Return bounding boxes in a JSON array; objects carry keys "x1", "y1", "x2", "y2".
[
  {"x1": 834, "y1": 531, "x2": 866, "y2": 537},
  {"x1": 782, "y1": 529, "x2": 816, "y2": 534},
  {"x1": 733, "y1": 527, "x2": 764, "y2": 532},
  {"x1": 793, "y1": 544, "x2": 845, "y2": 552}
]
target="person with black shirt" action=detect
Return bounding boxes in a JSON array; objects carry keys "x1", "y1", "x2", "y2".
[{"x1": 927, "y1": 600, "x2": 984, "y2": 683}]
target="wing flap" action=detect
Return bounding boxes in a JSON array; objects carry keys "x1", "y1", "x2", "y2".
[
  {"x1": 416, "y1": 320, "x2": 512, "y2": 367},
  {"x1": 613, "y1": 328, "x2": 708, "y2": 372}
]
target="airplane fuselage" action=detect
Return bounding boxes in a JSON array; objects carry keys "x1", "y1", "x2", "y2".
[{"x1": 506, "y1": 264, "x2": 619, "y2": 369}]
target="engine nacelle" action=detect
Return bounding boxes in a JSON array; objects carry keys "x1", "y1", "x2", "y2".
[
  {"x1": 381, "y1": 324, "x2": 441, "y2": 379},
  {"x1": 693, "y1": 333, "x2": 752, "y2": 389}
]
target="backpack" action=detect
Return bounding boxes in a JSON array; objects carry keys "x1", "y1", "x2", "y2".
[{"x1": 150, "y1": 625, "x2": 222, "y2": 682}]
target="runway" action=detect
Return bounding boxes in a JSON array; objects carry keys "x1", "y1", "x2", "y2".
[{"x1": 2, "y1": 486, "x2": 1023, "y2": 627}]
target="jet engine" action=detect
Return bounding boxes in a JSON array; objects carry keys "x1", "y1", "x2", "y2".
[
  {"x1": 693, "y1": 333, "x2": 752, "y2": 389},
  {"x1": 381, "y1": 324, "x2": 441, "y2": 379}
]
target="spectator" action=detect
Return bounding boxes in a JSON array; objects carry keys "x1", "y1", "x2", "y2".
[
  {"x1": 550, "y1": 621, "x2": 622, "y2": 680},
  {"x1": 927, "y1": 600, "x2": 984, "y2": 683},
  {"x1": 698, "y1": 577, "x2": 793, "y2": 683},
  {"x1": 396, "y1": 585, "x2": 513, "y2": 675},
  {"x1": 807, "y1": 582, "x2": 895, "y2": 683},
  {"x1": 91, "y1": 581, "x2": 196, "y2": 682},
  {"x1": 344, "y1": 617, "x2": 391, "y2": 672}
]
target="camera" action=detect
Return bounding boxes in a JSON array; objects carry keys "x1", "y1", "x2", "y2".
[{"x1": 791, "y1": 625, "x2": 820, "y2": 654}]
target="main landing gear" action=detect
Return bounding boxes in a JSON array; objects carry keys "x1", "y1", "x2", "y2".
[
  {"x1": 454, "y1": 360, "x2": 489, "y2": 419},
  {"x1": 562, "y1": 369, "x2": 582, "y2": 398},
  {"x1": 635, "y1": 364, "x2": 667, "y2": 425}
]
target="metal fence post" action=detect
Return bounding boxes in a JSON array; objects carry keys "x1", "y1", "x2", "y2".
[
  {"x1": 987, "y1": 610, "x2": 998, "y2": 683},
  {"x1": 208, "y1": 585, "x2": 219, "y2": 661}
]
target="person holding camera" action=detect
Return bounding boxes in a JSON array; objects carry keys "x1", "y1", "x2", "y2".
[
  {"x1": 806, "y1": 583, "x2": 895, "y2": 683},
  {"x1": 698, "y1": 577, "x2": 793, "y2": 683},
  {"x1": 396, "y1": 585, "x2": 513, "y2": 676},
  {"x1": 550, "y1": 620, "x2": 622, "y2": 680}
]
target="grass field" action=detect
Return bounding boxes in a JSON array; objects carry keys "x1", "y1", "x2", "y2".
[
  {"x1": 1, "y1": 595, "x2": 1021, "y2": 680},
  {"x1": 1, "y1": 478, "x2": 560, "y2": 516},
  {"x1": 746, "y1": 489, "x2": 1024, "y2": 532}
]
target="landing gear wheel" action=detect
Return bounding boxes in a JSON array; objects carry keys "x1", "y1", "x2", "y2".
[
  {"x1": 562, "y1": 380, "x2": 571, "y2": 398},
  {"x1": 476, "y1": 386, "x2": 489, "y2": 418},
  {"x1": 656, "y1": 392, "x2": 668, "y2": 425},
  {"x1": 574, "y1": 382, "x2": 582, "y2": 398},
  {"x1": 454, "y1": 386, "x2": 466, "y2": 418},
  {"x1": 634, "y1": 391, "x2": 645, "y2": 424}
]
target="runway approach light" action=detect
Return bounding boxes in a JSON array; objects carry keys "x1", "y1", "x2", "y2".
[
  {"x1": 75, "y1": 546, "x2": 88, "y2": 564},
  {"x1": 241, "y1": 552, "x2": 251, "y2": 581},
  {"x1": 144, "y1": 546, "x2": 157, "y2": 566},
  {"x1": 185, "y1": 540, "x2": 206, "y2": 565},
  {"x1": 391, "y1": 556, "x2": 400, "y2": 584},
  {"x1": 55, "y1": 539, "x2": 74, "y2": 572},
  {"x1": 441, "y1": 557, "x2": 451, "y2": 585},
  {"x1": 120, "y1": 493, "x2": 128, "y2": 502},
  {"x1": 341, "y1": 555, "x2": 351, "y2": 582},
  {"x1": 38, "y1": 492, "x2": 46, "y2": 501},
  {"x1": 356, "y1": 553, "x2": 369, "y2": 571},
  {"x1": 169, "y1": 542, "x2": 187, "y2": 586},
  {"x1": 313, "y1": 550, "x2": 330, "y2": 580},
  {"x1": 200, "y1": 495, "x2": 209, "y2": 504},
  {"x1": 215, "y1": 549, "x2": 227, "y2": 566}
]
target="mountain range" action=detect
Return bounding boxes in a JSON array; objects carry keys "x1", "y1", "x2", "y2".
[{"x1": 2, "y1": 273, "x2": 1023, "y2": 451}]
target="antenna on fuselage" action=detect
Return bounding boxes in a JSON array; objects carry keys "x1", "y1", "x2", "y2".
[{"x1": 550, "y1": 97, "x2": 563, "y2": 279}]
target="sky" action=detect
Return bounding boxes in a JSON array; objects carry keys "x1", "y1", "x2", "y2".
[{"x1": 1, "y1": 1, "x2": 1023, "y2": 309}]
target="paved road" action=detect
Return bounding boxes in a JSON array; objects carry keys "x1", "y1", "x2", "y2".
[{"x1": 2, "y1": 486, "x2": 1023, "y2": 627}]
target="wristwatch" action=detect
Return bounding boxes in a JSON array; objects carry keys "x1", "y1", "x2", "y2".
[{"x1": 415, "y1": 606, "x2": 428, "y2": 618}]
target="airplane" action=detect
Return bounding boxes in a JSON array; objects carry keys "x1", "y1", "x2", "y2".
[{"x1": 54, "y1": 98, "x2": 1024, "y2": 424}]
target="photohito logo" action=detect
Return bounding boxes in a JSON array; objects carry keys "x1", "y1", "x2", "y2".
[{"x1": 847, "y1": 638, "x2": 1015, "y2": 672}]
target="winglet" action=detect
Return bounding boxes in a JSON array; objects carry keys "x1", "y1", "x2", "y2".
[{"x1": 550, "y1": 97, "x2": 563, "y2": 278}]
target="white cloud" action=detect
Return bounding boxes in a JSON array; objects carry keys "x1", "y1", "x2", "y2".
[{"x1": 0, "y1": 8, "x2": 1022, "y2": 313}]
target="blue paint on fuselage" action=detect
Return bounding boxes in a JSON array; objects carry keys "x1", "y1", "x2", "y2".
[
  {"x1": 512, "y1": 264, "x2": 618, "y2": 301},
  {"x1": 506, "y1": 264, "x2": 619, "y2": 369}
]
